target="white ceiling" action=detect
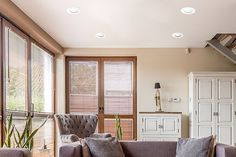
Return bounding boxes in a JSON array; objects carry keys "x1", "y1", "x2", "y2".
[{"x1": 11, "y1": 0, "x2": 236, "y2": 48}]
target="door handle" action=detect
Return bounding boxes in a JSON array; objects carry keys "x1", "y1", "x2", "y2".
[
  {"x1": 159, "y1": 125, "x2": 163, "y2": 129},
  {"x1": 213, "y1": 112, "x2": 219, "y2": 116},
  {"x1": 99, "y1": 106, "x2": 104, "y2": 112},
  {"x1": 234, "y1": 111, "x2": 236, "y2": 116}
]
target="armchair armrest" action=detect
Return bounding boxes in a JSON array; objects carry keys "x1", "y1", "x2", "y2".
[
  {"x1": 60, "y1": 142, "x2": 82, "y2": 157},
  {"x1": 61, "y1": 134, "x2": 80, "y2": 143},
  {"x1": 0, "y1": 148, "x2": 31, "y2": 157},
  {"x1": 89, "y1": 133, "x2": 112, "y2": 138},
  {"x1": 216, "y1": 144, "x2": 236, "y2": 157}
]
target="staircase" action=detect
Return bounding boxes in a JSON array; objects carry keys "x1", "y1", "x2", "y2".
[{"x1": 207, "y1": 34, "x2": 236, "y2": 64}]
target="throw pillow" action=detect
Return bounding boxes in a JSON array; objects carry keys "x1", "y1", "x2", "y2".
[
  {"x1": 85, "y1": 137, "x2": 125, "y2": 157},
  {"x1": 176, "y1": 136, "x2": 213, "y2": 157},
  {"x1": 80, "y1": 139, "x2": 92, "y2": 157}
]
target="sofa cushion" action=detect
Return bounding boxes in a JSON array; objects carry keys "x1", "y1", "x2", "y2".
[
  {"x1": 176, "y1": 136, "x2": 213, "y2": 157},
  {"x1": 85, "y1": 137, "x2": 125, "y2": 157}
]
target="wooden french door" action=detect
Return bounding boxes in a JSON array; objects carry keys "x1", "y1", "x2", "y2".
[{"x1": 66, "y1": 57, "x2": 137, "y2": 140}]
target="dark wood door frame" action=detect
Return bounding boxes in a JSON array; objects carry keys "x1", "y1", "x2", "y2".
[{"x1": 65, "y1": 56, "x2": 137, "y2": 139}]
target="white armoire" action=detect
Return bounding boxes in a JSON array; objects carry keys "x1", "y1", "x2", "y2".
[{"x1": 189, "y1": 72, "x2": 236, "y2": 146}]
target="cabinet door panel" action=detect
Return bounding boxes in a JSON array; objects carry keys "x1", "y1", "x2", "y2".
[
  {"x1": 197, "y1": 78, "x2": 214, "y2": 100},
  {"x1": 198, "y1": 103, "x2": 213, "y2": 123},
  {"x1": 162, "y1": 117, "x2": 179, "y2": 135},
  {"x1": 198, "y1": 126, "x2": 213, "y2": 138},
  {"x1": 144, "y1": 117, "x2": 161, "y2": 134},
  {"x1": 218, "y1": 103, "x2": 233, "y2": 123},
  {"x1": 218, "y1": 79, "x2": 233, "y2": 100},
  {"x1": 217, "y1": 126, "x2": 233, "y2": 145}
]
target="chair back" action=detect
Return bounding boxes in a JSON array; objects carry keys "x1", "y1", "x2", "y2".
[{"x1": 54, "y1": 114, "x2": 98, "y2": 138}]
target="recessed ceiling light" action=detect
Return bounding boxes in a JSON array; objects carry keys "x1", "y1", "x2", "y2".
[
  {"x1": 181, "y1": 7, "x2": 196, "y2": 15},
  {"x1": 172, "y1": 32, "x2": 184, "y2": 39},
  {"x1": 96, "y1": 33, "x2": 105, "y2": 38},
  {"x1": 66, "y1": 7, "x2": 80, "y2": 15}
]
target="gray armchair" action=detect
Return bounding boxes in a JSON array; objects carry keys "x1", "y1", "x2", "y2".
[{"x1": 54, "y1": 114, "x2": 111, "y2": 143}]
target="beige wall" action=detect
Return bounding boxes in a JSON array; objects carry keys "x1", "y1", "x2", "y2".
[{"x1": 56, "y1": 47, "x2": 236, "y2": 138}]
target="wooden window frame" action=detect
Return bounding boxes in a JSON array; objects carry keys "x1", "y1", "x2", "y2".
[
  {"x1": 0, "y1": 16, "x2": 56, "y2": 154},
  {"x1": 65, "y1": 56, "x2": 137, "y2": 139},
  {"x1": 2, "y1": 18, "x2": 30, "y2": 118}
]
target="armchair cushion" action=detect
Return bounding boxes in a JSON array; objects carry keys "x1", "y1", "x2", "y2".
[
  {"x1": 89, "y1": 133, "x2": 112, "y2": 138},
  {"x1": 60, "y1": 142, "x2": 82, "y2": 157},
  {"x1": 61, "y1": 134, "x2": 80, "y2": 143}
]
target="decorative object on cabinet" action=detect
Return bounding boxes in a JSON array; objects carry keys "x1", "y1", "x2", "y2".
[
  {"x1": 140, "y1": 112, "x2": 181, "y2": 141},
  {"x1": 154, "y1": 82, "x2": 163, "y2": 112},
  {"x1": 188, "y1": 72, "x2": 236, "y2": 146}
]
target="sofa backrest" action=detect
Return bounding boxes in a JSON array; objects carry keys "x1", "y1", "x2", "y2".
[
  {"x1": 120, "y1": 141, "x2": 177, "y2": 157},
  {"x1": 0, "y1": 148, "x2": 31, "y2": 157}
]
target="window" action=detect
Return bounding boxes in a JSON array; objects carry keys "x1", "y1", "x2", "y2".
[
  {"x1": 5, "y1": 24, "x2": 28, "y2": 112},
  {"x1": 66, "y1": 57, "x2": 137, "y2": 140},
  {"x1": 0, "y1": 18, "x2": 55, "y2": 157},
  {"x1": 31, "y1": 43, "x2": 53, "y2": 113}
]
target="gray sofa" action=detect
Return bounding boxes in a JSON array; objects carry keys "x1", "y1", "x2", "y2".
[
  {"x1": 0, "y1": 148, "x2": 31, "y2": 157},
  {"x1": 59, "y1": 141, "x2": 236, "y2": 157}
]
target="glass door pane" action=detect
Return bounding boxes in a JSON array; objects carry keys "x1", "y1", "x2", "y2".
[
  {"x1": 104, "y1": 61, "x2": 133, "y2": 115},
  {"x1": 104, "y1": 118, "x2": 133, "y2": 140},
  {"x1": 5, "y1": 26, "x2": 27, "y2": 112},
  {"x1": 31, "y1": 43, "x2": 53, "y2": 113},
  {"x1": 103, "y1": 61, "x2": 134, "y2": 140},
  {"x1": 68, "y1": 61, "x2": 99, "y2": 114}
]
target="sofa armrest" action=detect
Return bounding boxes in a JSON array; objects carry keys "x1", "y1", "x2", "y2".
[
  {"x1": 90, "y1": 133, "x2": 112, "y2": 138},
  {"x1": 216, "y1": 144, "x2": 236, "y2": 157},
  {"x1": 0, "y1": 148, "x2": 31, "y2": 157},
  {"x1": 60, "y1": 142, "x2": 82, "y2": 157},
  {"x1": 61, "y1": 134, "x2": 80, "y2": 143}
]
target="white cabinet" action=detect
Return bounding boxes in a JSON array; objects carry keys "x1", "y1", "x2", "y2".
[
  {"x1": 140, "y1": 112, "x2": 181, "y2": 141},
  {"x1": 189, "y1": 72, "x2": 236, "y2": 146}
]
